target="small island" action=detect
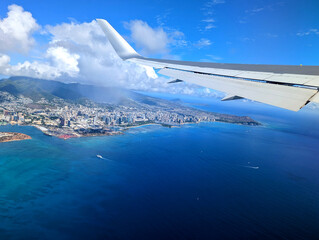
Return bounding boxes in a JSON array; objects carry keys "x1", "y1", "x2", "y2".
[{"x1": 0, "y1": 132, "x2": 31, "y2": 143}]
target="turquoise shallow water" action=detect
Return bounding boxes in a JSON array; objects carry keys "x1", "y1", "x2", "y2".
[{"x1": 0, "y1": 100, "x2": 319, "y2": 239}]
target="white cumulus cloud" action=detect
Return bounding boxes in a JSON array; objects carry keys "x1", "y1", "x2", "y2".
[
  {"x1": 0, "y1": 54, "x2": 10, "y2": 67},
  {"x1": 125, "y1": 20, "x2": 187, "y2": 57},
  {"x1": 46, "y1": 46, "x2": 80, "y2": 77},
  {"x1": 126, "y1": 20, "x2": 169, "y2": 55},
  {"x1": 0, "y1": 4, "x2": 39, "y2": 53},
  {"x1": 45, "y1": 20, "x2": 155, "y2": 87}
]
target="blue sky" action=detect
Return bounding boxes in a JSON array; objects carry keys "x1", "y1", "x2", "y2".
[{"x1": 1, "y1": 0, "x2": 318, "y2": 65}]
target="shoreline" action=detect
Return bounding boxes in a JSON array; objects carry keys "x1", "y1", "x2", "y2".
[
  {"x1": 123, "y1": 123, "x2": 162, "y2": 130},
  {"x1": 33, "y1": 124, "x2": 124, "y2": 139}
]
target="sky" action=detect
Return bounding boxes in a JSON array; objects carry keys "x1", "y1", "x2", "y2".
[{"x1": 0, "y1": 0, "x2": 318, "y2": 97}]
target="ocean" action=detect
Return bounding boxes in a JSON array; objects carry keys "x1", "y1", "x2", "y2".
[{"x1": 0, "y1": 96, "x2": 319, "y2": 239}]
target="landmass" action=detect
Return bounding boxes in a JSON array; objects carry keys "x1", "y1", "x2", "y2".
[
  {"x1": 0, "y1": 77, "x2": 261, "y2": 139},
  {"x1": 0, "y1": 132, "x2": 31, "y2": 142}
]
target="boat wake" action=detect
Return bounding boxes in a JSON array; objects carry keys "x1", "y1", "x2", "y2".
[{"x1": 243, "y1": 165, "x2": 259, "y2": 169}]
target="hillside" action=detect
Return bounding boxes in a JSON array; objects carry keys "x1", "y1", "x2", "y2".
[{"x1": 0, "y1": 76, "x2": 189, "y2": 108}]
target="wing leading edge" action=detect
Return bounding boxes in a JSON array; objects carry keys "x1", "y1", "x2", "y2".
[{"x1": 97, "y1": 19, "x2": 319, "y2": 111}]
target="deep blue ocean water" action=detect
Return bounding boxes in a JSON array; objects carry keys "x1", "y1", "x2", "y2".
[{"x1": 0, "y1": 97, "x2": 319, "y2": 240}]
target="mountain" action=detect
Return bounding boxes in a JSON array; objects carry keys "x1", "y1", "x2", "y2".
[
  {"x1": 0, "y1": 76, "x2": 155, "y2": 106},
  {"x1": 0, "y1": 77, "x2": 84, "y2": 102}
]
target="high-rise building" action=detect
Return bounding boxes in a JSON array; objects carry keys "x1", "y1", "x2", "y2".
[{"x1": 59, "y1": 117, "x2": 65, "y2": 127}]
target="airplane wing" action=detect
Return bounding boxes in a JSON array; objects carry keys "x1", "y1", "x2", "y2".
[{"x1": 96, "y1": 19, "x2": 319, "y2": 111}]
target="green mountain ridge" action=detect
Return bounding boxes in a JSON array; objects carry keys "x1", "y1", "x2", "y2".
[
  {"x1": 0, "y1": 77, "x2": 87, "y2": 102},
  {"x1": 0, "y1": 76, "x2": 182, "y2": 108}
]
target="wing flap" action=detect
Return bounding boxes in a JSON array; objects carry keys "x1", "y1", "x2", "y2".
[
  {"x1": 310, "y1": 93, "x2": 319, "y2": 103},
  {"x1": 158, "y1": 68, "x2": 317, "y2": 111}
]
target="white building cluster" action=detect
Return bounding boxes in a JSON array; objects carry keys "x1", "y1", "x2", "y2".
[{"x1": 0, "y1": 91, "x2": 219, "y2": 137}]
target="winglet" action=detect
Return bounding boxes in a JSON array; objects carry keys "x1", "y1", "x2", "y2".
[{"x1": 96, "y1": 19, "x2": 141, "y2": 60}]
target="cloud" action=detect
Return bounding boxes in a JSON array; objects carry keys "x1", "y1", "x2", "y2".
[
  {"x1": 206, "y1": 0, "x2": 225, "y2": 7},
  {"x1": 0, "y1": 54, "x2": 10, "y2": 67},
  {"x1": 0, "y1": 4, "x2": 39, "y2": 54},
  {"x1": 155, "y1": 9, "x2": 172, "y2": 27},
  {"x1": 0, "y1": 48, "x2": 78, "y2": 80},
  {"x1": 0, "y1": 54, "x2": 61, "y2": 79},
  {"x1": 206, "y1": 54, "x2": 222, "y2": 61},
  {"x1": 205, "y1": 24, "x2": 216, "y2": 30},
  {"x1": 214, "y1": 0, "x2": 225, "y2": 4},
  {"x1": 297, "y1": 29, "x2": 319, "y2": 37},
  {"x1": 125, "y1": 20, "x2": 186, "y2": 56},
  {"x1": 0, "y1": 19, "x2": 147, "y2": 83},
  {"x1": 243, "y1": 2, "x2": 285, "y2": 24},
  {"x1": 240, "y1": 37, "x2": 255, "y2": 42},
  {"x1": 202, "y1": 18, "x2": 215, "y2": 23},
  {"x1": 246, "y1": 7, "x2": 264, "y2": 14},
  {"x1": 46, "y1": 47, "x2": 80, "y2": 77},
  {"x1": 45, "y1": 20, "x2": 157, "y2": 86},
  {"x1": 194, "y1": 38, "x2": 213, "y2": 48},
  {"x1": 200, "y1": 0, "x2": 225, "y2": 31},
  {"x1": 125, "y1": 20, "x2": 169, "y2": 55},
  {"x1": 240, "y1": 7, "x2": 265, "y2": 24},
  {"x1": 200, "y1": 54, "x2": 222, "y2": 63}
]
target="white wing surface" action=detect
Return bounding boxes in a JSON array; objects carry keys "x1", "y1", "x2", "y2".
[{"x1": 97, "y1": 19, "x2": 319, "y2": 111}]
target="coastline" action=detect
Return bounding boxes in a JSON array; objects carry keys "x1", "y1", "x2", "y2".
[
  {"x1": 32, "y1": 125, "x2": 122, "y2": 139},
  {"x1": 0, "y1": 118, "x2": 262, "y2": 142},
  {"x1": 123, "y1": 123, "x2": 162, "y2": 130}
]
